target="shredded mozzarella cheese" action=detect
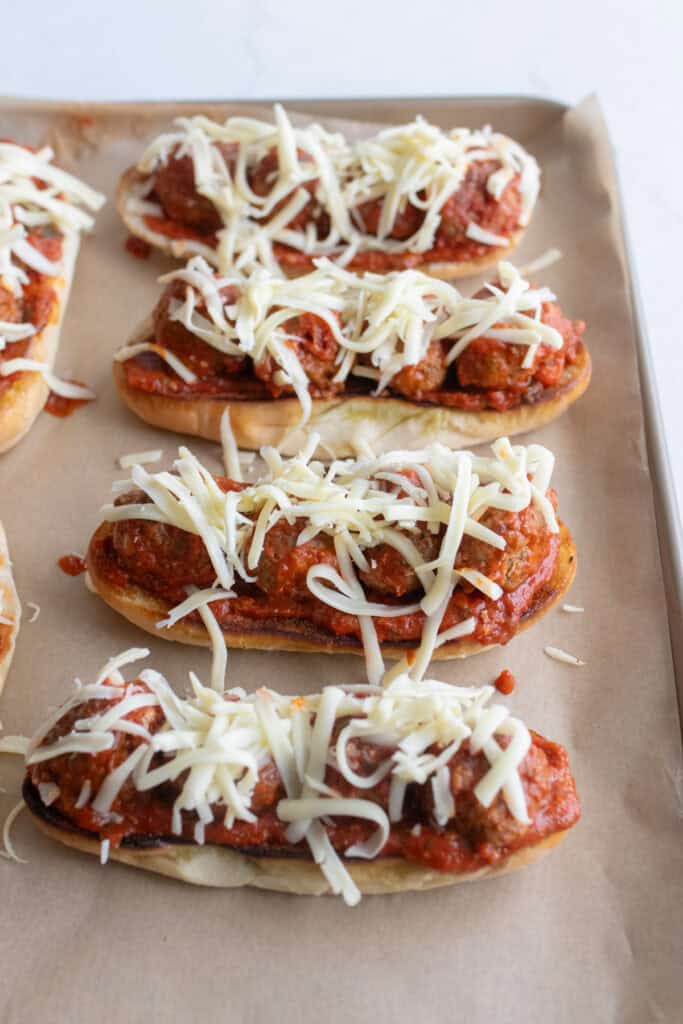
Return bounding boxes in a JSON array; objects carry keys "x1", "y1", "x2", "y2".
[
  {"x1": 220, "y1": 408, "x2": 242, "y2": 482},
  {"x1": 1, "y1": 799, "x2": 27, "y2": 864},
  {"x1": 118, "y1": 450, "x2": 163, "y2": 470},
  {"x1": 0, "y1": 735, "x2": 29, "y2": 756},
  {"x1": 544, "y1": 645, "x2": 585, "y2": 666},
  {"x1": 520, "y1": 248, "x2": 563, "y2": 276}
]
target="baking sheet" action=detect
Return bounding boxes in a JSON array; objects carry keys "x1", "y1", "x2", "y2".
[{"x1": 0, "y1": 95, "x2": 681, "y2": 1024}]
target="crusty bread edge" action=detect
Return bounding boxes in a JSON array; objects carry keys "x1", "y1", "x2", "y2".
[
  {"x1": 86, "y1": 522, "x2": 576, "y2": 660},
  {"x1": 0, "y1": 230, "x2": 80, "y2": 456},
  {"x1": 0, "y1": 521, "x2": 21, "y2": 696},
  {"x1": 113, "y1": 316, "x2": 591, "y2": 457},
  {"x1": 28, "y1": 800, "x2": 567, "y2": 895},
  {"x1": 117, "y1": 165, "x2": 523, "y2": 282}
]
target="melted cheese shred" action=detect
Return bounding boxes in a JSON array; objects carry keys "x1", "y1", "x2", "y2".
[
  {"x1": 102, "y1": 434, "x2": 558, "y2": 684},
  {"x1": 115, "y1": 256, "x2": 562, "y2": 430},
  {"x1": 132, "y1": 105, "x2": 539, "y2": 273},
  {"x1": 26, "y1": 651, "x2": 533, "y2": 905}
]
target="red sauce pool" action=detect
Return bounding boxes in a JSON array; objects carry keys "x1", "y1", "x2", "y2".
[
  {"x1": 125, "y1": 235, "x2": 152, "y2": 260},
  {"x1": 58, "y1": 554, "x2": 87, "y2": 577},
  {"x1": 494, "y1": 669, "x2": 516, "y2": 695}
]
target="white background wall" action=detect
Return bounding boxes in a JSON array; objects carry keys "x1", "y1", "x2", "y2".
[{"x1": 5, "y1": 0, "x2": 683, "y2": 510}]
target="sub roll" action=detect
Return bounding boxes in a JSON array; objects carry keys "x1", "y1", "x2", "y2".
[
  {"x1": 87, "y1": 435, "x2": 576, "y2": 683},
  {"x1": 0, "y1": 142, "x2": 104, "y2": 452},
  {"x1": 23, "y1": 650, "x2": 581, "y2": 904},
  {"x1": 117, "y1": 105, "x2": 540, "y2": 279},
  {"x1": 114, "y1": 257, "x2": 589, "y2": 456}
]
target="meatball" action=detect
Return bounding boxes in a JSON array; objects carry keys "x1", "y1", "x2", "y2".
[
  {"x1": 249, "y1": 147, "x2": 325, "y2": 233},
  {"x1": 253, "y1": 311, "x2": 342, "y2": 398},
  {"x1": 354, "y1": 196, "x2": 424, "y2": 241},
  {"x1": 254, "y1": 519, "x2": 338, "y2": 600},
  {"x1": 325, "y1": 729, "x2": 393, "y2": 810},
  {"x1": 455, "y1": 299, "x2": 584, "y2": 393},
  {"x1": 448, "y1": 737, "x2": 553, "y2": 848},
  {"x1": 29, "y1": 691, "x2": 165, "y2": 809},
  {"x1": 533, "y1": 303, "x2": 585, "y2": 389},
  {"x1": 359, "y1": 525, "x2": 442, "y2": 598},
  {"x1": 153, "y1": 148, "x2": 224, "y2": 233},
  {"x1": 389, "y1": 339, "x2": 448, "y2": 399},
  {"x1": 153, "y1": 279, "x2": 245, "y2": 379},
  {"x1": 456, "y1": 499, "x2": 555, "y2": 592},
  {"x1": 456, "y1": 336, "x2": 532, "y2": 391},
  {"x1": 436, "y1": 159, "x2": 522, "y2": 246},
  {"x1": 111, "y1": 519, "x2": 216, "y2": 598}
]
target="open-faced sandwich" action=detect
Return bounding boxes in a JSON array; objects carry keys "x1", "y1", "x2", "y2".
[
  {"x1": 114, "y1": 257, "x2": 589, "y2": 455},
  {"x1": 0, "y1": 141, "x2": 104, "y2": 453},
  {"x1": 0, "y1": 522, "x2": 21, "y2": 694},
  {"x1": 21, "y1": 648, "x2": 580, "y2": 904},
  {"x1": 118, "y1": 105, "x2": 539, "y2": 279},
  {"x1": 86, "y1": 432, "x2": 576, "y2": 683}
]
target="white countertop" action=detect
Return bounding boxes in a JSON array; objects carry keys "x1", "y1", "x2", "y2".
[{"x1": 5, "y1": 0, "x2": 683, "y2": 522}]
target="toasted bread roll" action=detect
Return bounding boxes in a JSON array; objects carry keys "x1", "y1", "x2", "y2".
[
  {"x1": 113, "y1": 257, "x2": 589, "y2": 456},
  {"x1": 0, "y1": 143, "x2": 104, "y2": 453},
  {"x1": 86, "y1": 437, "x2": 576, "y2": 682},
  {"x1": 117, "y1": 106, "x2": 538, "y2": 279},
  {"x1": 24, "y1": 654, "x2": 580, "y2": 903}
]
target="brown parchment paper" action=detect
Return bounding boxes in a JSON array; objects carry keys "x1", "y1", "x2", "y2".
[{"x1": 0, "y1": 96, "x2": 681, "y2": 1024}]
